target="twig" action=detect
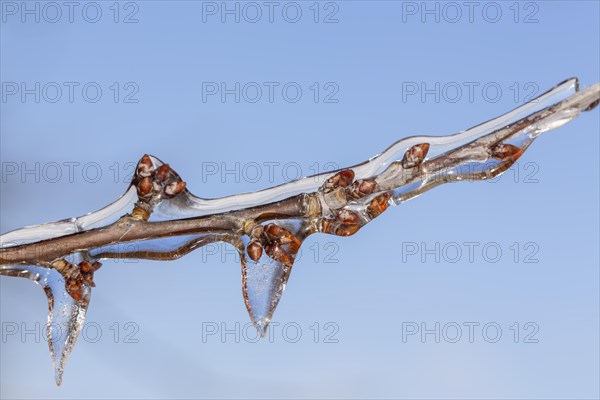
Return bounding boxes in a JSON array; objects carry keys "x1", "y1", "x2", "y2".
[{"x1": 0, "y1": 78, "x2": 598, "y2": 386}]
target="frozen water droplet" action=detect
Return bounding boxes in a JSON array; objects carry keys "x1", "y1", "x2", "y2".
[
  {"x1": 0, "y1": 265, "x2": 90, "y2": 386},
  {"x1": 241, "y1": 220, "x2": 309, "y2": 336},
  {"x1": 242, "y1": 253, "x2": 290, "y2": 337}
]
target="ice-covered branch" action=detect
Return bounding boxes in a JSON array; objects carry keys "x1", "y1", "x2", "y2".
[{"x1": 1, "y1": 78, "x2": 598, "y2": 385}]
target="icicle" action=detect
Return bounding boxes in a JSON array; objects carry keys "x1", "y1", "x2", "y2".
[
  {"x1": 241, "y1": 220, "x2": 310, "y2": 336},
  {"x1": 0, "y1": 264, "x2": 92, "y2": 385}
]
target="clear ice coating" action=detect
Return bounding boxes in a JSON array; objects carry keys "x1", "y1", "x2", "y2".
[
  {"x1": 0, "y1": 265, "x2": 90, "y2": 386},
  {"x1": 241, "y1": 220, "x2": 309, "y2": 336},
  {"x1": 0, "y1": 78, "x2": 598, "y2": 385},
  {"x1": 242, "y1": 250, "x2": 290, "y2": 337},
  {"x1": 153, "y1": 78, "x2": 599, "y2": 217}
]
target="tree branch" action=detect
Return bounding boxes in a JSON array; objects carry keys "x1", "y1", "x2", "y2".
[
  {"x1": 1, "y1": 79, "x2": 599, "y2": 271},
  {"x1": 1, "y1": 78, "x2": 597, "y2": 386}
]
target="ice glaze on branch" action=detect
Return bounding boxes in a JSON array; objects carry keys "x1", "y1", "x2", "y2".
[{"x1": 0, "y1": 78, "x2": 598, "y2": 386}]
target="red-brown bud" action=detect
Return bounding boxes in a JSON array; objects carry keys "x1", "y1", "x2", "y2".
[
  {"x1": 402, "y1": 143, "x2": 430, "y2": 169},
  {"x1": 264, "y1": 244, "x2": 293, "y2": 267},
  {"x1": 490, "y1": 143, "x2": 523, "y2": 162},
  {"x1": 247, "y1": 240, "x2": 263, "y2": 262},
  {"x1": 154, "y1": 164, "x2": 171, "y2": 182},
  {"x1": 347, "y1": 179, "x2": 377, "y2": 199},
  {"x1": 79, "y1": 261, "x2": 93, "y2": 274},
  {"x1": 367, "y1": 193, "x2": 391, "y2": 219},
  {"x1": 164, "y1": 181, "x2": 186, "y2": 198},
  {"x1": 136, "y1": 155, "x2": 154, "y2": 178},
  {"x1": 323, "y1": 169, "x2": 355, "y2": 191},
  {"x1": 335, "y1": 224, "x2": 361, "y2": 237},
  {"x1": 137, "y1": 177, "x2": 153, "y2": 197},
  {"x1": 337, "y1": 209, "x2": 361, "y2": 225}
]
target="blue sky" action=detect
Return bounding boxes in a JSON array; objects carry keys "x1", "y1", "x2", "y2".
[{"x1": 1, "y1": 1, "x2": 599, "y2": 398}]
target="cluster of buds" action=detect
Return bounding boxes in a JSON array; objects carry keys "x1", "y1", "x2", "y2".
[
  {"x1": 246, "y1": 223, "x2": 302, "y2": 267},
  {"x1": 318, "y1": 142, "x2": 429, "y2": 217},
  {"x1": 319, "y1": 208, "x2": 362, "y2": 237},
  {"x1": 133, "y1": 155, "x2": 187, "y2": 220},
  {"x1": 52, "y1": 259, "x2": 102, "y2": 303},
  {"x1": 320, "y1": 169, "x2": 378, "y2": 209},
  {"x1": 317, "y1": 167, "x2": 393, "y2": 237}
]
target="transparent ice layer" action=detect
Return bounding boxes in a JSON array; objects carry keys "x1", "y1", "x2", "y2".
[
  {"x1": 156, "y1": 78, "x2": 596, "y2": 217},
  {"x1": 0, "y1": 265, "x2": 90, "y2": 385},
  {"x1": 1, "y1": 78, "x2": 598, "y2": 385},
  {"x1": 241, "y1": 219, "x2": 310, "y2": 336}
]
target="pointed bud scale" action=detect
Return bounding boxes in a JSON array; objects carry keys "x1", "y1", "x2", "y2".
[
  {"x1": 367, "y1": 193, "x2": 391, "y2": 219},
  {"x1": 319, "y1": 217, "x2": 361, "y2": 237},
  {"x1": 584, "y1": 98, "x2": 599, "y2": 111},
  {"x1": 265, "y1": 243, "x2": 294, "y2": 267},
  {"x1": 347, "y1": 179, "x2": 377, "y2": 199},
  {"x1": 263, "y1": 223, "x2": 284, "y2": 242},
  {"x1": 136, "y1": 155, "x2": 154, "y2": 178},
  {"x1": 164, "y1": 181, "x2": 187, "y2": 198},
  {"x1": 490, "y1": 143, "x2": 523, "y2": 162},
  {"x1": 281, "y1": 230, "x2": 301, "y2": 248},
  {"x1": 337, "y1": 209, "x2": 361, "y2": 225},
  {"x1": 154, "y1": 164, "x2": 171, "y2": 182},
  {"x1": 335, "y1": 224, "x2": 361, "y2": 237},
  {"x1": 82, "y1": 274, "x2": 95, "y2": 287},
  {"x1": 79, "y1": 261, "x2": 93, "y2": 273},
  {"x1": 262, "y1": 223, "x2": 302, "y2": 248},
  {"x1": 66, "y1": 278, "x2": 83, "y2": 302},
  {"x1": 337, "y1": 169, "x2": 355, "y2": 187},
  {"x1": 247, "y1": 240, "x2": 263, "y2": 262},
  {"x1": 323, "y1": 169, "x2": 355, "y2": 192},
  {"x1": 319, "y1": 218, "x2": 334, "y2": 235},
  {"x1": 137, "y1": 176, "x2": 153, "y2": 197},
  {"x1": 402, "y1": 143, "x2": 430, "y2": 168}
]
